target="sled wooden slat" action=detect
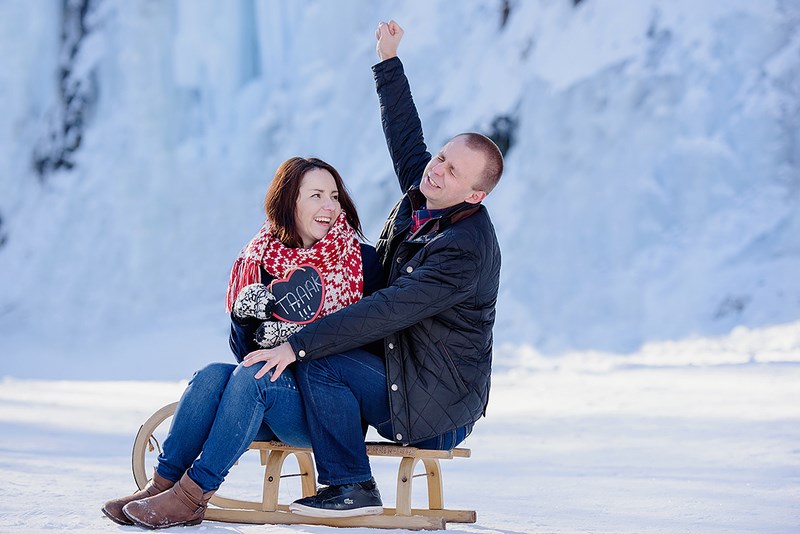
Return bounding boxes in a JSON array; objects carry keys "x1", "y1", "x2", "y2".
[
  {"x1": 204, "y1": 507, "x2": 447, "y2": 530},
  {"x1": 248, "y1": 440, "x2": 471, "y2": 459},
  {"x1": 381, "y1": 507, "x2": 477, "y2": 523},
  {"x1": 132, "y1": 403, "x2": 475, "y2": 530},
  {"x1": 365, "y1": 442, "x2": 471, "y2": 459}
]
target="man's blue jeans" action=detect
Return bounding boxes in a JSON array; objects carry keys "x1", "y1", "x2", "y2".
[
  {"x1": 155, "y1": 362, "x2": 311, "y2": 492},
  {"x1": 295, "y1": 349, "x2": 472, "y2": 486}
]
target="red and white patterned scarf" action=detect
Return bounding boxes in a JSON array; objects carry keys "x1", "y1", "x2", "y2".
[{"x1": 226, "y1": 211, "x2": 363, "y2": 315}]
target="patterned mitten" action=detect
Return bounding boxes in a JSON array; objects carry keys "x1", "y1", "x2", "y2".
[
  {"x1": 233, "y1": 283, "x2": 277, "y2": 321},
  {"x1": 255, "y1": 321, "x2": 305, "y2": 349}
]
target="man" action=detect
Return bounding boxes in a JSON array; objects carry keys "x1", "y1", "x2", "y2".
[{"x1": 244, "y1": 19, "x2": 503, "y2": 517}]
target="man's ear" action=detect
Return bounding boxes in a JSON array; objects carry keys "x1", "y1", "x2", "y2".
[{"x1": 464, "y1": 190, "x2": 487, "y2": 204}]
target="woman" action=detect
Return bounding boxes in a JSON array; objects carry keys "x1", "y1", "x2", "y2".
[{"x1": 102, "y1": 157, "x2": 383, "y2": 530}]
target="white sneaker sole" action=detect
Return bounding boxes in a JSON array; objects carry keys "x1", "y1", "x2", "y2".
[{"x1": 288, "y1": 503, "x2": 384, "y2": 518}]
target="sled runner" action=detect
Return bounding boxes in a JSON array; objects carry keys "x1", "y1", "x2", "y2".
[{"x1": 131, "y1": 402, "x2": 475, "y2": 530}]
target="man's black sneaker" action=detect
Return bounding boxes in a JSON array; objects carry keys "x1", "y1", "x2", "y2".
[{"x1": 289, "y1": 478, "x2": 383, "y2": 517}]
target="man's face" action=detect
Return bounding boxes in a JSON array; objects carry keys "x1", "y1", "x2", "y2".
[{"x1": 419, "y1": 136, "x2": 487, "y2": 210}]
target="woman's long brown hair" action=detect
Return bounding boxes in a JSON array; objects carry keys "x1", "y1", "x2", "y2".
[{"x1": 264, "y1": 157, "x2": 364, "y2": 248}]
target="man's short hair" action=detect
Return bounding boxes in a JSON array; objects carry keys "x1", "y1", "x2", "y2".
[{"x1": 454, "y1": 133, "x2": 504, "y2": 194}]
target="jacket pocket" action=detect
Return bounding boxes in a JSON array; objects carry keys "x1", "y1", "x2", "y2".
[{"x1": 437, "y1": 341, "x2": 469, "y2": 394}]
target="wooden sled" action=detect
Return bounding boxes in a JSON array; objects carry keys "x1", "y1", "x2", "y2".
[{"x1": 131, "y1": 402, "x2": 475, "y2": 530}]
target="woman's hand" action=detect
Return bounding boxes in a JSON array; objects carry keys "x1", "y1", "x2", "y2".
[
  {"x1": 375, "y1": 20, "x2": 403, "y2": 61},
  {"x1": 243, "y1": 343, "x2": 297, "y2": 381}
]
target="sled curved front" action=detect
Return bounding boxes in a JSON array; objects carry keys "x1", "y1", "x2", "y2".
[{"x1": 131, "y1": 401, "x2": 177, "y2": 490}]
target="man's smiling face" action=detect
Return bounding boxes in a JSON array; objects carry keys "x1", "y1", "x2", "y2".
[{"x1": 419, "y1": 135, "x2": 487, "y2": 210}]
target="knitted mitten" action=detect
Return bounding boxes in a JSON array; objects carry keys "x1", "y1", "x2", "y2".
[
  {"x1": 255, "y1": 321, "x2": 305, "y2": 349},
  {"x1": 232, "y1": 283, "x2": 277, "y2": 321}
]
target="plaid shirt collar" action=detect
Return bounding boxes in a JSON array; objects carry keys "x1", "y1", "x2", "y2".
[{"x1": 410, "y1": 207, "x2": 447, "y2": 235}]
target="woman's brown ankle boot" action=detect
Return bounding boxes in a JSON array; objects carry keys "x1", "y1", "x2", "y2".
[
  {"x1": 122, "y1": 472, "x2": 215, "y2": 529},
  {"x1": 101, "y1": 470, "x2": 175, "y2": 525}
]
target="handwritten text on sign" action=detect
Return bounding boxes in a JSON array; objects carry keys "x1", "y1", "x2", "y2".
[{"x1": 269, "y1": 265, "x2": 325, "y2": 324}]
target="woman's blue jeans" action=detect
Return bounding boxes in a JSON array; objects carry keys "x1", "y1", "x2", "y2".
[
  {"x1": 155, "y1": 362, "x2": 311, "y2": 492},
  {"x1": 295, "y1": 349, "x2": 472, "y2": 486}
]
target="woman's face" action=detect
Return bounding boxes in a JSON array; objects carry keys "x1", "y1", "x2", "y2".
[{"x1": 295, "y1": 168, "x2": 342, "y2": 248}]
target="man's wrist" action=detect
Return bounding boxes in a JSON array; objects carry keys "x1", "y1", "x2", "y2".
[
  {"x1": 287, "y1": 335, "x2": 307, "y2": 361},
  {"x1": 373, "y1": 55, "x2": 402, "y2": 72}
]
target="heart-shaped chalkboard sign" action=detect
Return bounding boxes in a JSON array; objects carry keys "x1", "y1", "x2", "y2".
[{"x1": 268, "y1": 265, "x2": 325, "y2": 324}]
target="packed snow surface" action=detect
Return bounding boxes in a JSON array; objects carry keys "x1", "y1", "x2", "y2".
[{"x1": 1, "y1": 322, "x2": 799, "y2": 533}]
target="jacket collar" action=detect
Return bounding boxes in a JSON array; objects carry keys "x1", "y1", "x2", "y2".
[{"x1": 407, "y1": 187, "x2": 481, "y2": 238}]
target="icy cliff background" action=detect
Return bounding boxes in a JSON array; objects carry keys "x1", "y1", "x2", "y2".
[{"x1": 1, "y1": 0, "x2": 799, "y2": 378}]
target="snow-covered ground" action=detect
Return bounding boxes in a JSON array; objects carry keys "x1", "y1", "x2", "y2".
[{"x1": 1, "y1": 321, "x2": 799, "y2": 533}]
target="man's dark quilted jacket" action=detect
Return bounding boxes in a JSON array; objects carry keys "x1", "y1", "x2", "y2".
[{"x1": 288, "y1": 57, "x2": 501, "y2": 444}]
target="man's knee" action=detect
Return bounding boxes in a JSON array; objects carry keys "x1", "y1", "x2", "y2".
[{"x1": 295, "y1": 351, "x2": 382, "y2": 392}]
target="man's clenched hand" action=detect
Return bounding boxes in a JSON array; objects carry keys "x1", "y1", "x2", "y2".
[{"x1": 376, "y1": 20, "x2": 403, "y2": 62}]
